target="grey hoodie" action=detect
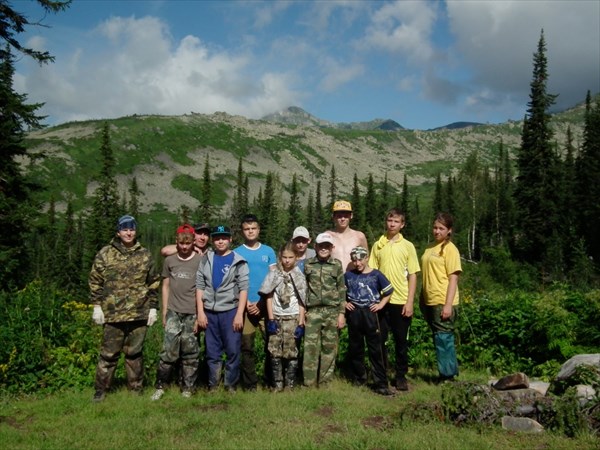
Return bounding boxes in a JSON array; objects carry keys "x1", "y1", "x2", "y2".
[{"x1": 196, "y1": 251, "x2": 249, "y2": 312}]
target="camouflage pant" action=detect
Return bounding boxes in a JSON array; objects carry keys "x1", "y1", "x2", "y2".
[
  {"x1": 302, "y1": 306, "x2": 339, "y2": 387},
  {"x1": 268, "y1": 315, "x2": 299, "y2": 359},
  {"x1": 155, "y1": 310, "x2": 199, "y2": 391},
  {"x1": 95, "y1": 320, "x2": 147, "y2": 392}
]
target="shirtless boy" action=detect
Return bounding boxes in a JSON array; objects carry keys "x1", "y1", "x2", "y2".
[{"x1": 328, "y1": 200, "x2": 368, "y2": 271}]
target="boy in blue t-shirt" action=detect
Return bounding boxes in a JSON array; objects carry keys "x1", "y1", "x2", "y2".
[
  {"x1": 196, "y1": 225, "x2": 248, "y2": 392},
  {"x1": 234, "y1": 214, "x2": 277, "y2": 390},
  {"x1": 344, "y1": 246, "x2": 394, "y2": 396}
]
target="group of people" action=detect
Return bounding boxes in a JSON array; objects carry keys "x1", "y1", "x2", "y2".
[{"x1": 89, "y1": 201, "x2": 462, "y2": 402}]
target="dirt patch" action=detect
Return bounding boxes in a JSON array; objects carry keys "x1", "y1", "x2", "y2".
[
  {"x1": 195, "y1": 403, "x2": 229, "y2": 412},
  {"x1": 0, "y1": 414, "x2": 30, "y2": 430},
  {"x1": 361, "y1": 415, "x2": 394, "y2": 431},
  {"x1": 314, "y1": 405, "x2": 334, "y2": 418}
]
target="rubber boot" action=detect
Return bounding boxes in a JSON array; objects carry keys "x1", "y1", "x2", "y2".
[
  {"x1": 271, "y1": 358, "x2": 284, "y2": 392},
  {"x1": 434, "y1": 332, "x2": 459, "y2": 379},
  {"x1": 285, "y1": 359, "x2": 298, "y2": 390}
]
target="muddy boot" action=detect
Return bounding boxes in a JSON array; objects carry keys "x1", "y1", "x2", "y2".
[
  {"x1": 271, "y1": 358, "x2": 284, "y2": 392},
  {"x1": 285, "y1": 359, "x2": 298, "y2": 390}
]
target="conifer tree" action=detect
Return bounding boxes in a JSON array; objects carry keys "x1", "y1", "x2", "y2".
[
  {"x1": 400, "y1": 174, "x2": 409, "y2": 214},
  {"x1": 0, "y1": 1, "x2": 70, "y2": 63},
  {"x1": 561, "y1": 127, "x2": 579, "y2": 268},
  {"x1": 197, "y1": 154, "x2": 213, "y2": 223},
  {"x1": 230, "y1": 156, "x2": 248, "y2": 225},
  {"x1": 86, "y1": 122, "x2": 120, "y2": 261},
  {"x1": 514, "y1": 30, "x2": 561, "y2": 269},
  {"x1": 260, "y1": 171, "x2": 279, "y2": 244},
  {"x1": 128, "y1": 176, "x2": 141, "y2": 218},
  {"x1": 350, "y1": 173, "x2": 364, "y2": 231},
  {"x1": 576, "y1": 92, "x2": 600, "y2": 261},
  {"x1": 433, "y1": 172, "x2": 443, "y2": 215},
  {"x1": 287, "y1": 174, "x2": 301, "y2": 237},
  {"x1": 306, "y1": 189, "x2": 315, "y2": 236},
  {"x1": 314, "y1": 181, "x2": 325, "y2": 233},
  {"x1": 57, "y1": 199, "x2": 84, "y2": 293},
  {"x1": 364, "y1": 174, "x2": 377, "y2": 231},
  {"x1": 444, "y1": 175, "x2": 456, "y2": 217},
  {"x1": 328, "y1": 165, "x2": 337, "y2": 211},
  {"x1": 0, "y1": 47, "x2": 47, "y2": 288}
]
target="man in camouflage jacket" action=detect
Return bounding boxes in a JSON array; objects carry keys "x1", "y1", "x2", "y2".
[{"x1": 90, "y1": 215, "x2": 160, "y2": 402}]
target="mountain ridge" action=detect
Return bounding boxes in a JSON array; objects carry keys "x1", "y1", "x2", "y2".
[{"x1": 23, "y1": 97, "x2": 590, "y2": 217}]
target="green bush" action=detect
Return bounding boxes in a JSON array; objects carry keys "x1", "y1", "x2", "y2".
[{"x1": 0, "y1": 282, "x2": 100, "y2": 393}]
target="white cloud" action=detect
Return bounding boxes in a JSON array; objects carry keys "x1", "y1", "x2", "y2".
[
  {"x1": 446, "y1": 0, "x2": 600, "y2": 112},
  {"x1": 359, "y1": 1, "x2": 438, "y2": 63},
  {"x1": 253, "y1": 0, "x2": 291, "y2": 29},
  {"x1": 19, "y1": 16, "x2": 299, "y2": 123},
  {"x1": 318, "y1": 57, "x2": 365, "y2": 92}
]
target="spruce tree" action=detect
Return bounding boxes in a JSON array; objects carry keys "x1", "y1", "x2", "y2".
[
  {"x1": 364, "y1": 174, "x2": 377, "y2": 231},
  {"x1": 328, "y1": 165, "x2": 337, "y2": 211},
  {"x1": 197, "y1": 154, "x2": 213, "y2": 223},
  {"x1": 306, "y1": 189, "x2": 315, "y2": 235},
  {"x1": 86, "y1": 122, "x2": 120, "y2": 262},
  {"x1": 514, "y1": 30, "x2": 560, "y2": 268},
  {"x1": 0, "y1": 47, "x2": 47, "y2": 288},
  {"x1": 314, "y1": 181, "x2": 325, "y2": 233},
  {"x1": 0, "y1": 0, "x2": 70, "y2": 63},
  {"x1": 400, "y1": 174, "x2": 411, "y2": 237},
  {"x1": 230, "y1": 156, "x2": 248, "y2": 225},
  {"x1": 287, "y1": 174, "x2": 301, "y2": 237},
  {"x1": 433, "y1": 172, "x2": 443, "y2": 214},
  {"x1": 350, "y1": 173, "x2": 364, "y2": 231},
  {"x1": 576, "y1": 92, "x2": 600, "y2": 262},
  {"x1": 128, "y1": 176, "x2": 141, "y2": 218}
]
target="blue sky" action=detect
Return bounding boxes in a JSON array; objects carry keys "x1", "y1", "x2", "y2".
[{"x1": 13, "y1": 0, "x2": 600, "y2": 130}]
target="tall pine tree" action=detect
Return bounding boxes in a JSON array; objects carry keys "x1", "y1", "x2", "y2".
[
  {"x1": 576, "y1": 92, "x2": 600, "y2": 262},
  {"x1": 514, "y1": 30, "x2": 561, "y2": 270},
  {"x1": 86, "y1": 122, "x2": 120, "y2": 265}
]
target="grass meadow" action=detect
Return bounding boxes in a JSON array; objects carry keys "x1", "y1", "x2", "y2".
[{"x1": 1, "y1": 374, "x2": 598, "y2": 450}]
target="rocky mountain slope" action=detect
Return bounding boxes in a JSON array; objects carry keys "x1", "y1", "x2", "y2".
[{"x1": 23, "y1": 101, "x2": 588, "y2": 216}]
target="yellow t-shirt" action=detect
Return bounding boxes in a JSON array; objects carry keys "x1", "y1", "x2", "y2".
[
  {"x1": 421, "y1": 240, "x2": 462, "y2": 306},
  {"x1": 369, "y1": 234, "x2": 420, "y2": 305}
]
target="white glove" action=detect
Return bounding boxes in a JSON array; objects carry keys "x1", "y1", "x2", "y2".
[
  {"x1": 147, "y1": 308, "x2": 158, "y2": 326},
  {"x1": 92, "y1": 305, "x2": 105, "y2": 325}
]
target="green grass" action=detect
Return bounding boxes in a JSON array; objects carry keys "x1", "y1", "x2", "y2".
[{"x1": 1, "y1": 375, "x2": 597, "y2": 449}]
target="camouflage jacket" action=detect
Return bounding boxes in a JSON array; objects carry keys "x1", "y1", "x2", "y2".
[
  {"x1": 89, "y1": 238, "x2": 160, "y2": 323},
  {"x1": 304, "y1": 256, "x2": 346, "y2": 314}
]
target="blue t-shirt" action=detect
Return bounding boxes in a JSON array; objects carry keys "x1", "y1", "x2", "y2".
[
  {"x1": 344, "y1": 269, "x2": 394, "y2": 308},
  {"x1": 212, "y1": 252, "x2": 234, "y2": 290},
  {"x1": 234, "y1": 243, "x2": 276, "y2": 302}
]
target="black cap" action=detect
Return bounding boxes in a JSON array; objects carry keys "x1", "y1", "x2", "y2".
[
  {"x1": 194, "y1": 223, "x2": 210, "y2": 233},
  {"x1": 210, "y1": 225, "x2": 232, "y2": 236},
  {"x1": 241, "y1": 214, "x2": 259, "y2": 225}
]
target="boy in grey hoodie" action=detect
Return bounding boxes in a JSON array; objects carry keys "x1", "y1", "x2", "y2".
[{"x1": 196, "y1": 225, "x2": 249, "y2": 391}]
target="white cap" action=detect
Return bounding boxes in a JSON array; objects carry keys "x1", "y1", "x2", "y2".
[
  {"x1": 292, "y1": 226, "x2": 310, "y2": 240},
  {"x1": 315, "y1": 232, "x2": 334, "y2": 245}
]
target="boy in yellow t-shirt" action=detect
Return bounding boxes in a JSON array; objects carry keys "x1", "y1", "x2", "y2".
[{"x1": 369, "y1": 208, "x2": 420, "y2": 391}]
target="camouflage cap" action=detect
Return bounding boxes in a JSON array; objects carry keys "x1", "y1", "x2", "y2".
[{"x1": 350, "y1": 246, "x2": 368, "y2": 260}]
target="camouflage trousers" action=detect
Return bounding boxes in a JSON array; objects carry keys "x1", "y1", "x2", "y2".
[
  {"x1": 95, "y1": 320, "x2": 148, "y2": 393},
  {"x1": 303, "y1": 306, "x2": 340, "y2": 387},
  {"x1": 268, "y1": 315, "x2": 300, "y2": 359},
  {"x1": 155, "y1": 310, "x2": 200, "y2": 391}
]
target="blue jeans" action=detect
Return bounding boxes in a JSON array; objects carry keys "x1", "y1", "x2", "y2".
[{"x1": 205, "y1": 308, "x2": 242, "y2": 388}]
